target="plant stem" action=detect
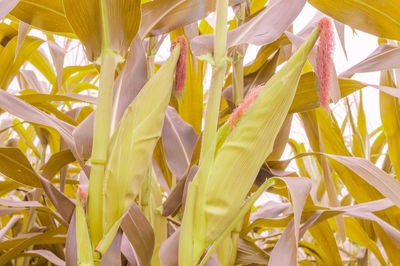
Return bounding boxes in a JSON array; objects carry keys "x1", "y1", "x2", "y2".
[
  {"x1": 189, "y1": 0, "x2": 229, "y2": 262},
  {"x1": 147, "y1": 36, "x2": 158, "y2": 79},
  {"x1": 232, "y1": 2, "x2": 246, "y2": 106},
  {"x1": 87, "y1": 49, "x2": 118, "y2": 248},
  {"x1": 87, "y1": 0, "x2": 117, "y2": 248},
  {"x1": 199, "y1": 0, "x2": 229, "y2": 165}
]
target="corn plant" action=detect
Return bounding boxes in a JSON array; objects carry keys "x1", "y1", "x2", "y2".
[{"x1": 0, "y1": 0, "x2": 400, "y2": 265}]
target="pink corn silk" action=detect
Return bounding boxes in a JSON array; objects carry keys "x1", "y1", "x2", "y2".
[
  {"x1": 316, "y1": 17, "x2": 335, "y2": 111},
  {"x1": 78, "y1": 186, "x2": 87, "y2": 205},
  {"x1": 211, "y1": 68, "x2": 217, "y2": 80},
  {"x1": 228, "y1": 85, "x2": 264, "y2": 130},
  {"x1": 170, "y1": 36, "x2": 188, "y2": 99}
]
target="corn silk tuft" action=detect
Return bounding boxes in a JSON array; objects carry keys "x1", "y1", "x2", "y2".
[
  {"x1": 229, "y1": 85, "x2": 264, "y2": 130},
  {"x1": 170, "y1": 36, "x2": 188, "y2": 99},
  {"x1": 316, "y1": 17, "x2": 335, "y2": 111}
]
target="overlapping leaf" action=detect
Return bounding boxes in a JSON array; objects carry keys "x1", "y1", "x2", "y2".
[{"x1": 309, "y1": 0, "x2": 400, "y2": 41}]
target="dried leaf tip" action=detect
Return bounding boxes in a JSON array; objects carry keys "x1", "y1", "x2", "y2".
[
  {"x1": 171, "y1": 36, "x2": 188, "y2": 99},
  {"x1": 228, "y1": 85, "x2": 263, "y2": 130},
  {"x1": 317, "y1": 17, "x2": 335, "y2": 112}
]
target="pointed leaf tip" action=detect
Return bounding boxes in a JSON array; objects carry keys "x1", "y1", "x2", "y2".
[
  {"x1": 171, "y1": 36, "x2": 188, "y2": 99},
  {"x1": 317, "y1": 17, "x2": 335, "y2": 111}
]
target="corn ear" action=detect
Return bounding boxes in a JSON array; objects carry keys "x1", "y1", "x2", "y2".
[
  {"x1": 197, "y1": 27, "x2": 319, "y2": 255},
  {"x1": 101, "y1": 45, "x2": 181, "y2": 241},
  {"x1": 205, "y1": 26, "x2": 319, "y2": 239}
]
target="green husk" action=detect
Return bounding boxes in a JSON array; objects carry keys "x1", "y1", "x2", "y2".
[
  {"x1": 101, "y1": 45, "x2": 181, "y2": 249},
  {"x1": 76, "y1": 196, "x2": 94, "y2": 266}
]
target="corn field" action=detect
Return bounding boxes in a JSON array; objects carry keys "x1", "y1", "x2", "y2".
[{"x1": 0, "y1": 0, "x2": 400, "y2": 265}]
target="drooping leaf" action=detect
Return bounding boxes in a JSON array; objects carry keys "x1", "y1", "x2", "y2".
[
  {"x1": 142, "y1": 0, "x2": 245, "y2": 37},
  {"x1": 162, "y1": 107, "x2": 198, "y2": 180},
  {"x1": 0, "y1": 0, "x2": 20, "y2": 21},
  {"x1": 340, "y1": 44, "x2": 400, "y2": 78},
  {"x1": 22, "y1": 250, "x2": 65, "y2": 266},
  {"x1": 120, "y1": 203, "x2": 155, "y2": 266},
  {"x1": 47, "y1": 39, "x2": 65, "y2": 92},
  {"x1": 0, "y1": 148, "x2": 40, "y2": 187},
  {"x1": 308, "y1": 221, "x2": 343, "y2": 266},
  {"x1": 315, "y1": 108, "x2": 384, "y2": 203},
  {"x1": 0, "y1": 229, "x2": 65, "y2": 265},
  {"x1": 308, "y1": 0, "x2": 400, "y2": 41},
  {"x1": 112, "y1": 36, "x2": 147, "y2": 124},
  {"x1": 331, "y1": 217, "x2": 387, "y2": 265},
  {"x1": 269, "y1": 177, "x2": 312, "y2": 265},
  {"x1": 139, "y1": 0, "x2": 186, "y2": 37},
  {"x1": 191, "y1": 0, "x2": 306, "y2": 56},
  {"x1": 0, "y1": 89, "x2": 85, "y2": 171},
  {"x1": 0, "y1": 36, "x2": 44, "y2": 89},
  {"x1": 14, "y1": 21, "x2": 30, "y2": 61},
  {"x1": 10, "y1": 0, "x2": 72, "y2": 33},
  {"x1": 327, "y1": 154, "x2": 400, "y2": 208},
  {"x1": 290, "y1": 73, "x2": 364, "y2": 113},
  {"x1": 299, "y1": 199, "x2": 400, "y2": 246},
  {"x1": 99, "y1": 229, "x2": 123, "y2": 266},
  {"x1": 28, "y1": 48, "x2": 57, "y2": 87},
  {"x1": 38, "y1": 175, "x2": 75, "y2": 222},
  {"x1": 40, "y1": 149, "x2": 76, "y2": 180},
  {"x1": 235, "y1": 238, "x2": 269, "y2": 265},
  {"x1": 379, "y1": 70, "x2": 400, "y2": 178},
  {"x1": 63, "y1": 0, "x2": 141, "y2": 61}
]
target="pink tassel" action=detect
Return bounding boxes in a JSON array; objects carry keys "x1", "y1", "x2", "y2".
[
  {"x1": 170, "y1": 36, "x2": 188, "y2": 99},
  {"x1": 228, "y1": 85, "x2": 263, "y2": 130},
  {"x1": 316, "y1": 17, "x2": 335, "y2": 111}
]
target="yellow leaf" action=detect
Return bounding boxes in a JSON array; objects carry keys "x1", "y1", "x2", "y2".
[
  {"x1": 380, "y1": 70, "x2": 400, "y2": 178},
  {"x1": 10, "y1": 0, "x2": 73, "y2": 33},
  {"x1": 63, "y1": 0, "x2": 141, "y2": 61},
  {"x1": 309, "y1": 0, "x2": 400, "y2": 40}
]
